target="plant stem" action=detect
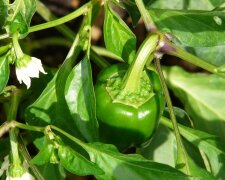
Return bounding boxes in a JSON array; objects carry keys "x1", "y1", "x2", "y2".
[
  {"x1": 36, "y1": 0, "x2": 110, "y2": 68},
  {"x1": 163, "y1": 41, "x2": 225, "y2": 78},
  {"x1": 12, "y1": 33, "x2": 24, "y2": 59},
  {"x1": 18, "y1": 135, "x2": 44, "y2": 180},
  {"x1": 122, "y1": 34, "x2": 159, "y2": 93},
  {"x1": 91, "y1": 46, "x2": 123, "y2": 62},
  {"x1": 0, "y1": 44, "x2": 11, "y2": 55},
  {"x1": 135, "y1": 0, "x2": 157, "y2": 32},
  {"x1": 50, "y1": 125, "x2": 85, "y2": 147},
  {"x1": 7, "y1": 88, "x2": 23, "y2": 165},
  {"x1": 0, "y1": 33, "x2": 9, "y2": 40},
  {"x1": 36, "y1": 0, "x2": 75, "y2": 40},
  {"x1": 90, "y1": 49, "x2": 110, "y2": 69},
  {"x1": 15, "y1": 121, "x2": 45, "y2": 132},
  {"x1": 154, "y1": 58, "x2": 190, "y2": 175},
  {"x1": 30, "y1": 37, "x2": 71, "y2": 49},
  {"x1": 160, "y1": 116, "x2": 213, "y2": 173},
  {"x1": 29, "y1": 1, "x2": 92, "y2": 33}
]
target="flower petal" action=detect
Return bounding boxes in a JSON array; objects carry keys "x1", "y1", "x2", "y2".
[
  {"x1": 15, "y1": 68, "x2": 23, "y2": 84},
  {"x1": 31, "y1": 57, "x2": 47, "y2": 74},
  {"x1": 6, "y1": 172, "x2": 35, "y2": 180},
  {"x1": 15, "y1": 55, "x2": 47, "y2": 88},
  {"x1": 23, "y1": 61, "x2": 39, "y2": 78},
  {"x1": 0, "y1": 155, "x2": 9, "y2": 177}
]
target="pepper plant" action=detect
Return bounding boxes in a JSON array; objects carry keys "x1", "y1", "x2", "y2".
[{"x1": 0, "y1": 0, "x2": 225, "y2": 179}]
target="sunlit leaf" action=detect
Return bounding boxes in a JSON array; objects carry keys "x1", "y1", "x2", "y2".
[
  {"x1": 65, "y1": 57, "x2": 98, "y2": 141},
  {"x1": 82, "y1": 142, "x2": 188, "y2": 179},
  {"x1": 58, "y1": 145, "x2": 103, "y2": 176},
  {"x1": 104, "y1": 2, "x2": 136, "y2": 63},
  {"x1": 149, "y1": 9, "x2": 225, "y2": 47}
]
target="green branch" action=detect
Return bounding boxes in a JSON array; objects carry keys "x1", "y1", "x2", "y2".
[
  {"x1": 154, "y1": 59, "x2": 190, "y2": 175},
  {"x1": 35, "y1": 0, "x2": 111, "y2": 67},
  {"x1": 6, "y1": 88, "x2": 23, "y2": 166},
  {"x1": 135, "y1": 0, "x2": 157, "y2": 32},
  {"x1": 0, "y1": 33, "x2": 9, "y2": 40},
  {"x1": 165, "y1": 41, "x2": 225, "y2": 76},
  {"x1": 29, "y1": 1, "x2": 92, "y2": 33}
]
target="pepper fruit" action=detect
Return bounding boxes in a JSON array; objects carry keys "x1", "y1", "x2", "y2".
[{"x1": 95, "y1": 34, "x2": 165, "y2": 150}]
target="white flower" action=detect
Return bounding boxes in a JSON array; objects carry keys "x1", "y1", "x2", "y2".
[
  {"x1": 16, "y1": 55, "x2": 47, "y2": 89},
  {"x1": 0, "y1": 155, "x2": 9, "y2": 177},
  {"x1": 6, "y1": 171, "x2": 35, "y2": 180}
]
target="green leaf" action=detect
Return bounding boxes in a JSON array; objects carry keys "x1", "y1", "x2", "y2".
[
  {"x1": 25, "y1": 16, "x2": 97, "y2": 141},
  {"x1": 140, "y1": 124, "x2": 215, "y2": 180},
  {"x1": 186, "y1": 156, "x2": 216, "y2": 180},
  {"x1": 148, "y1": 0, "x2": 216, "y2": 10},
  {"x1": 171, "y1": 120, "x2": 225, "y2": 179},
  {"x1": 210, "y1": 0, "x2": 225, "y2": 7},
  {"x1": 58, "y1": 145, "x2": 103, "y2": 176},
  {"x1": 188, "y1": 45, "x2": 225, "y2": 66},
  {"x1": 0, "y1": 54, "x2": 9, "y2": 93},
  {"x1": 149, "y1": 9, "x2": 225, "y2": 47},
  {"x1": 65, "y1": 57, "x2": 98, "y2": 142},
  {"x1": 25, "y1": 33, "x2": 83, "y2": 140},
  {"x1": 7, "y1": 0, "x2": 36, "y2": 36},
  {"x1": 83, "y1": 142, "x2": 188, "y2": 180},
  {"x1": 37, "y1": 163, "x2": 64, "y2": 180},
  {"x1": 32, "y1": 143, "x2": 54, "y2": 165},
  {"x1": 140, "y1": 124, "x2": 177, "y2": 167},
  {"x1": 164, "y1": 66, "x2": 225, "y2": 139},
  {"x1": 104, "y1": 2, "x2": 136, "y2": 63}
]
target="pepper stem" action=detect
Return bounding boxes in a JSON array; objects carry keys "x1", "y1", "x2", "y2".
[
  {"x1": 12, "y1": 32, "x2": 24, "y2": 59},
  {"x1": 122, "y1": 34, "x2": 159, "y2": 93}
]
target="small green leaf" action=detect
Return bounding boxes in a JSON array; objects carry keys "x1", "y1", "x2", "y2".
[
  {"x1": 9, "y1": 12, "x2": 28, "y2": 35},
  {"x1": 7, "y1": 0, "x2": 36, "y2": 36},
  {"x1": 58, "y1": 145, "x2": 104, "y2": 176},
  {"x1": 32, "y1": 144, "x2": 54, "y2": 165},
  {"x1": 65, "y1": 57, "x2": 98, "y2": 142},
  {"x1": 83, "y1": 142, "x2": 188, "y2": 180},
  {"x1": 0, "y1": 54, "x2": 9, "y2": 94},
  {"x1": 104, "y1": 2, "x2": 136, "y2": 63},
  {"x1": 149, "y1": 9, "x2": 225, "y2": 47}
]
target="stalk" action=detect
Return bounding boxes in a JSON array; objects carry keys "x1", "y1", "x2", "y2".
[
  {"x1": 161, "y1": 41, "x2": 225, "y2": 78},
  {"x1": 154, "y1": 59, "x2": 190, "y2": 174},
  {"x1": 135, "y1": 0, "x2": 157, "y2": 32},
  {"x1": 12, "y1": 33, "x2": 24, "y2": 59},
  {"x1": 122, "y1": 34, "x2": 159, "y2": 93},
  {"x1": 0, "y1": 44, "x2": 11, "y2": 55},
  {"x1": 0, "y1": 33, "x2": 9, "y2": 40},
  {"x1": 7, "y1": 88, "x2": 23, "y2": 166},
  {"x1": 29, "y1": 1, "x2": 92, "y2": 33}
]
